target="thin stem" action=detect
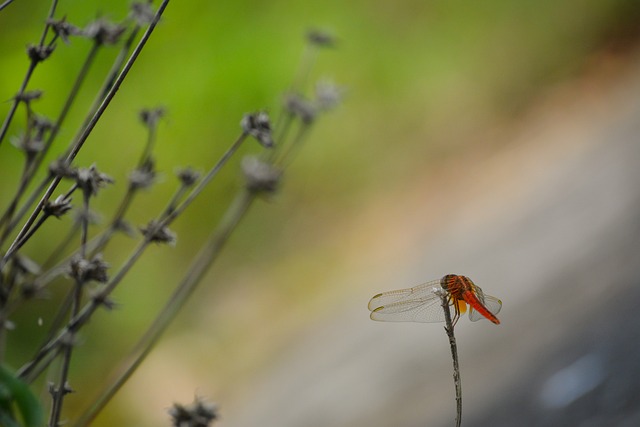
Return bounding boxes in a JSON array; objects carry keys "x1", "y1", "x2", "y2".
[
  {"x1": 0, "y1": 0, "x2": 16, "y2": 12},
  {"x1": 49, "y1": 190, "x2": 89, "y2": 426},
  {"x1": 0, "y1": 161, "x2": 34, "y2": 247},
  {"x1": 3, "y1": 0, "x2": 170, "y2": 264},
  {"x1": 441, "y1": 295, "x2": 462, "y2": 427},
  {"x1": 73, "y1": 191, "x2": 255, "y2": 427}
]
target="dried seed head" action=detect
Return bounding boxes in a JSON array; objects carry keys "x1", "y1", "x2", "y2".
[
  {"x1": 49, "y1": 158, "x2": 77, "y2": 179},
  {"x1": 284, "y1": 94, "x2": 316, "y2": 124},
  {"x1": 114, "y1": 219, "x2": 136, "y2": 237},
  {"x1": 169, "y1": 398, "x2": 218, "y2": 427},
  {"x1": 139, "y1": 106, "x2": 166, "y2": 129},
  {"x1": 30, "y1": 114, "x2": 54, "y2": 133},
  {"x1": 176, "y1": 167, "x2": 200, "y2": 187},
  {"x1": 11, "y1": 134, "x2": 44, "y2": 157},
  {"x1": 14, "y1": 90, "x2": 43, "y2": 104},
  {"x1": 73, "y1": 208, "x2": 102, "y2": 226},
  {"x1": 306, "y1": 29, "x2": 336, "y2": 47},
  {"x1": 241, "y1": 111, "x2": 274, "y2": 148},
  {"x1": 84, "y1": 19, "x2": 126, "y2": 45},
  {"x1": 27, "y1": 44, "x2": 55, "y2": 63},
  {"x1": 91, "y1": 290, "x2": 117, "y2": 310},
  {"x1": 48, "y1": 17, "x2": 82, "y2": 44},
  {"x1": 129, "y1": 159, "x2": 157, "y2": 190},
  {"x1": 140, "y1": 220, "x2": 177, "y2": 246},
  {"x1": 44, "y1": 195, "x2": 73, "y2": 218},
  {"x1": 68, "y1": 254, "x2": 109, "y2": 284},
  {"x1": 76, "y1": 165, "x2": 114, "y2": 197},
  {"x1": 131, "y1": 2, "x2": 156, "y2": 25},
  {"x1": 241, "y1": 156, "x2": 281, "y2": 194},
  {"x1": 315, "y1": 80, "x2": 344, "y2": 111}
]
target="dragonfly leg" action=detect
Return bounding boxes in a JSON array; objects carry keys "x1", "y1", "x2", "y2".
[{"x1": 450, "y1": 297, "x2": 461, "y2": 327}]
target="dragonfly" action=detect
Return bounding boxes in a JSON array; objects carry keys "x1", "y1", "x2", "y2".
[{"x1": 368, "y1": 274, "x2": 502, "y2": 325}]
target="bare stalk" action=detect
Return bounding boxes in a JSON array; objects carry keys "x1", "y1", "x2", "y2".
[{"x1": 441, "y1": 296, "x2": 462, "y2": 427}]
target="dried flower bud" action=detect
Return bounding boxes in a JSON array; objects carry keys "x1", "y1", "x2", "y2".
[
  {"x1": 241, "y1": 156, "x2": 281, "y2": 194},
  {"x1": 306, "y1": 29, "x2": 336, "y2": 47},
  {"x1": 114, "y1": 219, "x2": 136, "y2": 237},
  {"x1": 91, "y1": 290, "x2": 117, "y2": 310},
  {"x1": 315, "y1": 80, "x2": 344, "y2": 111},
  {"x1": 139, "y1": 107, "x2": 165, "y2": 129},
  {"x1": 131, "y1": 2, "x2": 156, "y2": 25},
  {"x1": 129, "y1": 159, "x2": 157, "y2": 190},
  {"x1": 141, "y1": 220, "x2": 177, "y2": 246},
  {"x1": 240, "y1": 111, "x2": 274, "y2": 148},
  {"x1": 44, "y1": 195, "x2": 73, "y2": 218},
  {"x1": 49, "y1": 158, "x2": 77, "y2": 179},
  {"x1": 48, "y1": 17, "x2": 82, "y2": 44},
  {"x1": 284, "y1": 94, "x2": 316, "y2": 124},
  {"x1": 27, "y1": 44, "x2": 55, "y2": 62},
  {"x1": 48, "y1": 381, "x2": 74, "y2": 396},
  {"x1": 73, "y1": 208, "x2": 102, "y2": 226},
  {"x1": 68, "y1": 254, "x2": 109, "y2": 284},
  {"x1": 11, "y1": 134, "x2": 44, "y2": 157},
  {"x1": 169, "y1": 398, "x2": 218, "y2": 427},
  {"x1": 14, "y1": 90, "x2": 43, "y2": 104},
  {"x1": 84, "y1": 19, "x2": 126, "y2": 45},
  {"x1": 76, "y1": 165, "x2": 114, "y2": 197},
  {"x1": 30, "y1": 114, "x2": 54, "y2": 133},
  {"x1": 176, "y1": 167, "x2": 200, "y2": 187}
]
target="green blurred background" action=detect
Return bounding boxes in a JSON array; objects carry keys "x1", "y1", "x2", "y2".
[{"x1": 2, "y1": 0, "x2": 640, "y2": 426}]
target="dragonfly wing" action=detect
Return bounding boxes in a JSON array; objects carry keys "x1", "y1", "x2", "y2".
[
  {"x1": 368, "y1": 279, "x2": 443, "y2": 310},
  {"x1": 369, "y1": 280, "x2": 452, "y2": 323},
  {"x1": 468, "y1": 294, "x2": 502, "y2": 322}
]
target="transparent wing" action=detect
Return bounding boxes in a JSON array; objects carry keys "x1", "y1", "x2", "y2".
[
  {"x1": 368, "y1": 279, "x2": 455, "y2": 323},
  {"x1": 468, "y1": 291, "x2": 502, "y2": 322}
]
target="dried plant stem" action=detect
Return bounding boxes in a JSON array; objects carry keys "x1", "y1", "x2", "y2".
[
  {"x1": 73, "y1": 190, "x2": 255, "y2": 427},
  {"x1": 3, "y1": 0, "x2": 171, "y2": 264},
  {"x1": 0, "y1": 43, "x2": 100, "y2": 250},
  {"x1": 4, "y1": 24, "x2": 142, "y2": 239},
  {"x1": 17, "y1": 131, "x2": 246, "y2": 381},
  {"x1": 441, "y1": 296, "x2": 462, "y2": 427},
  {"x1": 49, "y1": 193, "x2": 90, "y2": 427},
  {"x1": 0, "y1": 0, "x2": 16, "y2": 13}
]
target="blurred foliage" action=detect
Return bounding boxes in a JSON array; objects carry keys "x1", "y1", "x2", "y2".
[{"x1": 1, "y1": 0, "x2": 639, "y2": 425}]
